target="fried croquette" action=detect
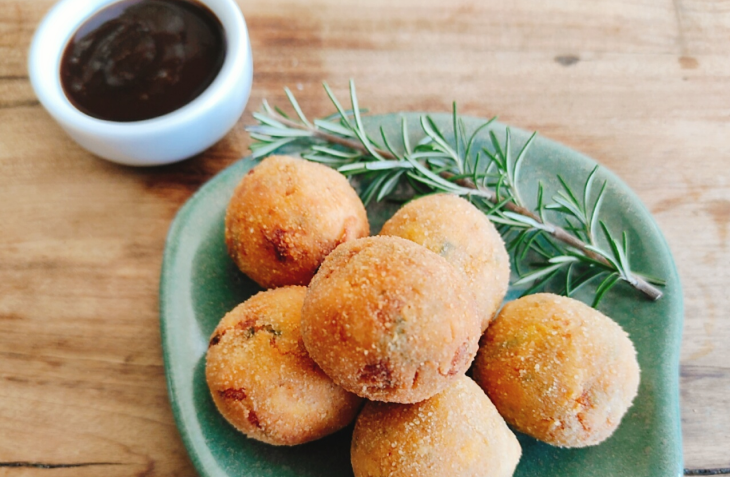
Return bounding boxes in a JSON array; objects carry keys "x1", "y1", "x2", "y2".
[
  {"x1": 225, "y1": 155, "x2": 369, "y2": 288},
  {"x1": 351, "y1": 375, "x2": 521, "y2": 477},
  {"x1": 205, "y1": 286, "x2": 363, "y2": 446},
  {"x1": 380, "y1": 193, "x2": 510, "y2": 331},
  {"x1": 472, "y1": 293, "x2": 640, "y2": 448},
  {"x1": 300, "y1": 236, "x2": 482, "y2": 404}
]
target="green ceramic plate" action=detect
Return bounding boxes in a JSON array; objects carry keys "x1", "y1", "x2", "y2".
[{"x1": 160, "y1": 113, "x2": 683, "y2": 477}]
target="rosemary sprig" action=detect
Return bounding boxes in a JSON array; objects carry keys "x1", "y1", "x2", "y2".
[{"x1": 245, "y1": 81, "x2": 665, "y2": 305}]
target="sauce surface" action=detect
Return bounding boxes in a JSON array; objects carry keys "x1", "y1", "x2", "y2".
[{"x1": 60, "y1": 0, "x2": 226, "y2": 122}]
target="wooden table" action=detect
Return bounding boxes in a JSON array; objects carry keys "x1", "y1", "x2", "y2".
[{"x1": 1, "y1": 0, "x2": 728, "y2": 475}]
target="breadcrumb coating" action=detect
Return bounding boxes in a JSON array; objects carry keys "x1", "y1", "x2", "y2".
[
  {"x1": 205, "y1": 287, "x2": 363, "y2": 446},
  {"x1": 472, "y1": 293, "x2": 640, "y2": 447},
  {"x1": 351, "y1": 375, "x2": 521, "y2": 477},
  {"x1": 380, "y1": 194, "x2": 510, "y2": 331},
  {"x1": 225, "y1": 155, "x2": 369, "y2": 288},
  {"x1": 301, "y1": 236, "x2": 481, "y2": 404}
]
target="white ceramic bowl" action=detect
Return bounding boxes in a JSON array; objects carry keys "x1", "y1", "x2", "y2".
[{"x1": 28, "y1": 0, "x2": 253, "y2": 166}]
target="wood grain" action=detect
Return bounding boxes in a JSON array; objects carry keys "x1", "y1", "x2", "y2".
[{"x1": 1, "y1": 0, "x2": 729, "y2": 474}]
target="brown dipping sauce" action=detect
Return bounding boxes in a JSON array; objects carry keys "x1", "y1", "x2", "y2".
[{"x1": 60, "y1": 0, "x2": 226, "y2": 122}]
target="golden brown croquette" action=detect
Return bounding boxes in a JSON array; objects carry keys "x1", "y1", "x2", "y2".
[
  {"x1": 351, "y1": 375, "x2": 522, "y2": 477},
  {"x1": 205, "y1": 287, "x2": 363, "y2": 446},
  {"x1": 380, "y1": 193, "x2": 510, "y2": 331},
  {"x1": 472, "y1": 293, "x2": 640, "y2": 448},
  {"x1": 225, "y1": 155, "x2": 369, "y2": 288},
  {"x1": 300, "y1": 236, "x2": 482, "y2": 404}
]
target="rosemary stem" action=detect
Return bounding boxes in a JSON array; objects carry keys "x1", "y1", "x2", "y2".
[
  {"x1": 447, "y1": 178, "x2": 663, "y2": 301},
  {"x1": 259, "y1": 111, "x2": 663, "y2": 301}
]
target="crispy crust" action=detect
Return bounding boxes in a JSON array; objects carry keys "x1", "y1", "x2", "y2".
[
  {"x1": 205, "y1": 286, "x2": 363, "y2": 446},
  {"x1": 301, "y1": 236, "x2": 481, "y2": 404},
  {"x1": 380, "y1": 194, "x2": 510, "y2": 331},
  {"x1": 351, "y1": 375, "x2": 521, "y2": 477},
  {"x1": 472, "y1": 293, "x2": 640, "y2": 447},
  {"x1": 225, "y1": 155, "x2": 369, "y2": 288}
]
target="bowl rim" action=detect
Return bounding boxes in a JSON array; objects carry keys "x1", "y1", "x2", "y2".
[{"x1": 28, "y1": 0, "x2": 250, "y2": 138}]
